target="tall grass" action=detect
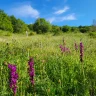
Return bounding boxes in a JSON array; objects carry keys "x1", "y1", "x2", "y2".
[{"x1": 0, "y1": 32, "x2": 96, "y2": 96}]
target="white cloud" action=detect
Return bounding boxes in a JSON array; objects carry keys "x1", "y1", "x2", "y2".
[
  {"x1": 54, "y1": 6, "x2": 69, "y2": 15},
  {"x1": 60, "y1": 13, "x2": 76, "y2": 21},
  {"x1": 10, "y1": 5, "x2": 39, "y2": 18},
  {"x1": 47, "y1": 13, "x2": 76, "y2": 23},
  {"x1": 47, "y1": 17, "x2": 56, "y2": 23}
]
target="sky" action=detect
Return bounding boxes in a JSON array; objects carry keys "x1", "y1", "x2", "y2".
[{"x1": 0, "y1": 0, "x2": 96, "y2": 26}]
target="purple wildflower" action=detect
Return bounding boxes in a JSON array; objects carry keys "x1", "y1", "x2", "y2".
[
  {"x1": 8, "y1": 64, "x2": 18, "y2": 95},
  {"x1": 65, "y1": 47, "x2": 70, "y2": 53},
  {"x1": 59, "y1": 45, "x2": 70, "y2": 53},
  {"x1": 60, "y1": 45, "x2": 63, "y2": 49},
  {"x1": 80, "y1": 42, "x2": 84, "y2": 62},
  {"x1": 28, "y1": 58, "x2": 35, "y2": 86},
  {"x1": 62, "y1": 46, "x2": 66, "y2": 52}
]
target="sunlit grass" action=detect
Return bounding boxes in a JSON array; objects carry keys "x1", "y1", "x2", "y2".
[{"x1": 0, "y1": 32, "x2": 96, "y2": 96}]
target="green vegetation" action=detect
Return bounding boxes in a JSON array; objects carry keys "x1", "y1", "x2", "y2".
[
  {"x1": 33, "y1": 18, "x2": 51, "y2": 34},
  {"x1": 0, "y1": 10, "x2": 13, "y2": 32},
  {"x1": 89, "y1": 32, "x2": 96, "y2": 38},
  {"x1": 0, "y1": 10, "x2": 28, "y2": 33},
  {"x1": 0, "y1": 8, "x2": 96, "y2": 96},
  {"x1": 0, "y1": 32, "x2": 96, "y2": 96},
  {"x1": 0, "y1": 9, "x2": 96, "y2": 35}
]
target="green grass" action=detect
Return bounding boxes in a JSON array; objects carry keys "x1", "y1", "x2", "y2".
[{"x1": 0, "y1": 32, "x2": 96, "y2": 96}]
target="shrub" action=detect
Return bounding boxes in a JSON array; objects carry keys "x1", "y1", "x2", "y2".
[
  {"x1": 89, "y1": 32, "x2": 96, "y2": 38},
  {"x1": 62, "y1": 25, "x2": 71, "y2": 32},
  {"x1": 29, "y1": 31, "x2": 37, "y2": 36},
  {"x1": 53, "y1": 31, "x2": 63, "y2": 36},
  {"x1": 5, "y1": 32, "x2": 12, "y2": 36},
  {"x1": 0, "y1": 30, "x2": 12, "y2": 36}
]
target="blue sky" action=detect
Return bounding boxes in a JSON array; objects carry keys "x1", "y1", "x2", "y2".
[{"x1": 0, "y1": 0, "x2": 96, "y2": 26}]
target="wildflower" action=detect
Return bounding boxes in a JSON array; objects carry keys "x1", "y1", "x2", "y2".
[
  {"x1": 59, "y1": 45, "x2": 70, "y2": 53},
  {"x1": 8, "y1": 64, "x2": 18, "y2": 95},
  {"x1": 65, "y1": 47, "x2": 70, "y2": 53},
  {"x1": 60, "y1": 45, "x2": 63, "y2": 49},
  {"x1": 62, "y1": 46, "x2": 66, "y2": 52},
  {"x1": 60, "y1": 45, "x2": 65, "y2": 52},
  {"x1": 28, "y1": 58, "x2": 35, "y2": 86},
  {"x1": 80, "y1": 42, "x2": 84, "y2": 62}
]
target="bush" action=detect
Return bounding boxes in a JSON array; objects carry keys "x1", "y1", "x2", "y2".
[
  {"x1": 89, "y1": 32, "x2": 96, "y2": 38},
  {"x1": 4, "y1": 32, "x2": 12, "y2": 36},
  {"x1": 29, "y1": 32, "x2": 37, "y2": 36},
  {"x1": 62, "y1": 25, "x2": 71, "y2": 32},
  {"x1": 53, "y1": 31, "x2": 63, "y2": 36},
  {"x1": 0, "y1": 30, "x2": 12, "y2": 36}
]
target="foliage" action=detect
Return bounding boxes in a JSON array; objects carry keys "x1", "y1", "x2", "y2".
[
  {"x1": 0, "y1": 10, "x2": 13, "y2": 32},
  {"x1": 89, "y1": 32, "x2": 96, "y2": 38},
  {"x1": 51, "y1": 25, "x2": 61, "y2": 32},
  {"x1": 4, "y1": 32, "x2": 12, "y2": 36},
  {"x1": 10, "y1": 15, "x2": 29, "y2": 33},
  {"x1": 28, "y1": 24, "x2": 33, "y2": 31},
  {"x1": 29, "y1": 31, "x2": 37, "y2": 36},
  {"x1": 0, "y1": 33, "x2": 96, "y2": 95},
  {"x1": 71, "y1": 26, "x2": 79, "y2": 32},
  {"x1": 62, "y1": 25, "x2": 71, "y2": 32},
  {"x1": 0, "y1": 10, "x2": 28, "y2": 33},
  {"x1": 0, "y1": 9, "x2": 95, "y2": 35},
  {"x1": 13, "y1": 19, "x2": 28, "y2": 33},
  {"x1": 79, "y1": 25, "x2": 91, "y2": 33},
  {"x1": 53, "y1": 31, "x2": 63, "y2": 36},
  {"x1": 10, "y1": 15, "x2": 17, "y2": 33},
  {"x1": 0, "y1": 30, "x2": 12, "y2": 36},
  {"x1": 33, "y1": 18, "x2": 51, "y2": 34}
]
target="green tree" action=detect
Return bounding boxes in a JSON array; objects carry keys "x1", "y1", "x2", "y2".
[
  {"x1": 51, "y1": 25, "x2": 61, "y2": 32},
  {"x1": 28, "y1": 24, "x2": 33, "y2": 31},
  {"x1": 13, "y1": 19, "x2": 28, "y2": 33},
  {"x1": 78, "y1": 25, "x2": 90, "y2": 33},
  {"x1": 0, "y1": 9, "x2": 13, "y2": 32},
  {"x1": 62, "y1": 25, "x2": 71, "y2": 32},
  {"x1": 71, "y1": 26, "x2": 79, "y2": 32},
  {"x1": 33, "y1": 18, "x2": 51, "y2": 34},
  {"x1": 10, "y1": 15, "x2": 17, "y2": 32}
]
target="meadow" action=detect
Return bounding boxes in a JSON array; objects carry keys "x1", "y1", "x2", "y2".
[{"x1": 0, "y1": 32, "x2": 96, "y2": 96}]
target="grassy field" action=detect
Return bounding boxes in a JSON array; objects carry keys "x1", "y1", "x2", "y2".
[{"x1": 0, "y1": 32, "x2": 96, "y2": 96}]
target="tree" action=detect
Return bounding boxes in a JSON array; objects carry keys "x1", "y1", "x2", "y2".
[
  {"x1": 10, "y1": 15, "x2": 17, "y2": 32},
  {"x1": 33, "y1": 18, "x2": 51, "y2": 34},
  {"x1": 51, "y1": 25, "x2": 61, "y2": 32},
  {"x1": 0, "y1": 9, "x2": 13, "y2": 32},
  {"x1": 28, "y1": 24, "x2": 33, "y2": 31},
  {"x1": 78, "y1": 25, "x2": 90, "y2": 33},
  {"x1": 13, "y1": 19, "x2": 28, "y2": 33},
  {"x1": 71, "y1": 26, "x2": 78, "y2": 32},
  {"x1": 62, "y1": 25, "x2": 71, "y2": 32},
  {"x1": 10, "y1": 15, "x2": 29, "y2": 33}
]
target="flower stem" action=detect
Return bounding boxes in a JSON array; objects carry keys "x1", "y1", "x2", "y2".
[{"x1": 14, "y1": 93, "x2": 16, "y2": 96}]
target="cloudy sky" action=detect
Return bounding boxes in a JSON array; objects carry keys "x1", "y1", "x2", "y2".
[{"x1": 0, "y1": 0, "x2": 96, "y2": 26}]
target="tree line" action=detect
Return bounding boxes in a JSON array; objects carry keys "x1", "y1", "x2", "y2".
[{"x1": 0, "y1": 9, "x2": 95, "y2": 34}]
